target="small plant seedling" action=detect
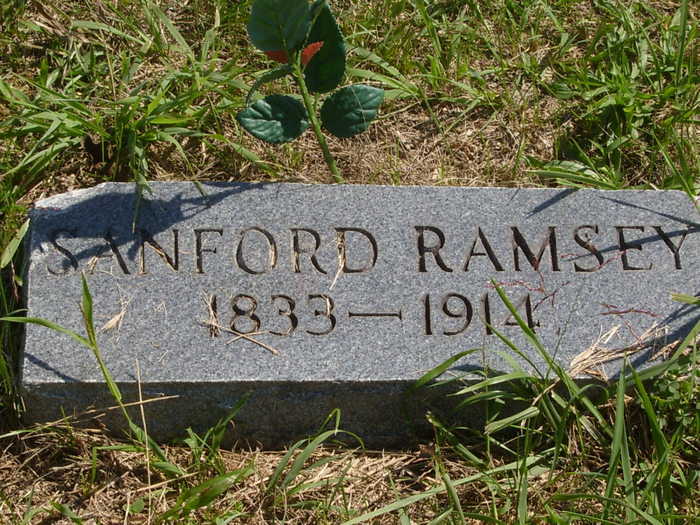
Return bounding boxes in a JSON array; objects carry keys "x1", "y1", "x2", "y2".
[{"x1": 236, "y1": 0, "x2": 384, "y2": 182}]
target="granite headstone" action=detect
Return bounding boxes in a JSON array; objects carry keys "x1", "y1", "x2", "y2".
[{"x1": 21, "y1": 183, "x2": 700, "y2": 446}]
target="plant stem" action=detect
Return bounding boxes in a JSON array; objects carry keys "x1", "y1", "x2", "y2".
[{"x1": 292, "y1": 60, "x2": 343, "y2": 183}]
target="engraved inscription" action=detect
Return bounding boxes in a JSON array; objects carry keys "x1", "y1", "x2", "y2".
[
  {"x1": 269, "y1": 295, "x2": 298, "y2": 336},
  {"x1": 572, "y1": 225, "x2": 604, "y2": 272},
  {"x1": 463, "y1": 228, "x2": 504, "y2": 272},
  {"x1": 203, "y1": 291, "x2": 542, "y2": 339},
  {"x1": 415, "y1": 226, "x2": 453, "y2": 272},
  {"x1": 45, "y1": 224, "x2": 697, "y2": 276},
  {"x1": 653, "y1": 225, "x2": 692, "y2": 270},
  {"x1": 512, "y1": 226, "x2": 560, "y2": 272},
  {"x1": 230, "y1": 294, "x2": 261, "y2": 334},
  {"x1": 335, "y1": 228, "x2": 378, "y2": 274},
  {"x1": 43, "y1": 218, "x2": 698, "y2": 348},
  {"x1": 195, "y1": 228, "x2": 223, "y2": 274},
  {"x1": 140, "y1": 229, "x2": 179, "y2": 274},
  {"x1": 307, "y1": 294, "x2": 336, "y2": 335},
  {"x1": 236, "y1": 227, "x2": 278, "y2": 275},
  {"x1": 206, "y1": 293, "x2": 338, "y2": 337},
  {"x1": 290, "y1": 228, "x2": 326, "y2": 274},
  {"x1": 616, "y1": 226, "x2": 652, "y2": 271}
]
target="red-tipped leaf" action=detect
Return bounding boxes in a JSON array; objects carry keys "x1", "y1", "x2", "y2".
[
  {"x1": 264, "y1": 42, "x2": 323, "y2": 65},
  {"x1": 264, "y1": 50, "x2": 288, "y2": 63},
  {"x1": 301, "y1": 41, "x2": 324, "y2": 65}
]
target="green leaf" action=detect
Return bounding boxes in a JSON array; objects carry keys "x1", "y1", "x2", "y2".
[
  {"x1": 531, "y1": 160, "x2": 620, "y2": 190},
  {"x1": 151, "y1": 460, "x2": 186, "y2": 477},
  {"x1": 247, "y1": 0, "x2": 311, "y2": 52},
  {"x1": 237, "y1": 95, "x2": 309, "y2": 144},
  {"x1": 304, "y1": 3, "x2": 345, "y2": 93},
  {"x1": 320, "y1": 85, "x2": 383, "y2": 138},
  {"x1": 281, "y1": 429, "x2": 343, "y2": 489}
]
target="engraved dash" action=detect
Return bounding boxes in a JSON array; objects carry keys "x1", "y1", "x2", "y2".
[{"x1": 348, "y1": 310, "x2": 403, "y2": 320}]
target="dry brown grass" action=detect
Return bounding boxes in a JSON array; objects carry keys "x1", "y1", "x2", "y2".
[
  {"x1": 0, "y1": 424, "x2": 452, "y2": 523},
  {"x1": 1, "y1": 420, "x2": 615, "y2": 524}
]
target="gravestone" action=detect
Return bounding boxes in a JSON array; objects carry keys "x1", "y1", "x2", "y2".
[{"x1": 21, "y1": 182, "x2": 700, "y2": 446}]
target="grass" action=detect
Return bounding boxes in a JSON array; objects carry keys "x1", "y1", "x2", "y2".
[{"x1": 0, "y1": 0, "x2": 698, "y2": 522}]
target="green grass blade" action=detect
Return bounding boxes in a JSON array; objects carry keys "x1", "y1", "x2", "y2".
[
  {"x1": 156, "y1": 467, "x2": 252, "y2": 523},
  {"x1": 51, "y1": 503, "x2": 83, "y2": 524},
  {"x1": 266, "y1": 438, "x2": 306, "y2": 493},
  {"x1": 281, "y1": 429, "x2": 344, "y2": 489},
  {"x1": 341, "y1": 457, "x2": 543, "y2": 524},
  {"x1": 414, "y1": 0, "x2": 444, "y2": 77},
  {"x1": 485, "y1": 406, "x2": 540, "y2": 435},
  {"x1": 0, "y1": 219, "x2": 29, "y2": 269},
  {"x1": 149, "y1": 3, "x2": 194, "y2": 61},
  {"x1": 551, "y1": 492, "x2": 665, "y2": 525},
  {"x1": 0, "y1": 316, "x2": 91, "y2": 348},
  {"x1": 516, "y1": 454, "x2": 529, "y2": 525},
  {"x1": 480, "y1": 322, "x2": 542, "y2": 377},
  {"x1": 629, "y1": 365, "x2": 672, "y2": 512},
  {"x1": 603, "y1": 362, "x2": 627, "y2": 519},
  {"x1": 633, "y1": 317, "x2": 700, "y2": 382},
  {"x1": 79, "y1": 273, "x2": 97, "y2": 348},
  {"x1": 439, "y1": 466, "x2": 465, "y2": 525},
  {"x1": 453, "y1": 371, "x2": 532, "y2": 397},
  {"x1": 408, "y1": 348, "x2": 481, "y2": 393},
  {"x1": 71, "y1": 21, "x2": 146, "y2": 45},
  {"x1": 674, "y1": 0, "x2": 689, "y2": 86}
]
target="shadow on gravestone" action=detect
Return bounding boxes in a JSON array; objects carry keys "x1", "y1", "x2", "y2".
[
  {"x1": 22, "y1": 183, "x2": 266, "y2": 384},
  {"x1": 524, "y1": 189, "x2": 700, "y2": 375},
  {"x1": 526, "y1": 187, "x2": 579, "y2": 217},
  {"x1": 36, "y1": 183, "x2": 267, "y2": 274}
]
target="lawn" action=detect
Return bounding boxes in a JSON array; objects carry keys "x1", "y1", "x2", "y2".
[{"x1": 0, "y1": 0, "x2": 698, "y2": 522}]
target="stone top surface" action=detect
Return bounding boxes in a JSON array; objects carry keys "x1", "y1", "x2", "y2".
[{"x1": 23, "y1": 182, "x2": 700, "y2": 385}]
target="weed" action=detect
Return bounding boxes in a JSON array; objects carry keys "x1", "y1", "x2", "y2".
[
  {"x1": 533, "y1": 0, "x2": 698, "y2": 194},
  {"x1": 236, "y1": 0, "x2": 384, "y2": 182},
  {"x1": 369, "y1": 285, "x2": 700, "y2": 522},
  {"x1": 0, "y1": 218, "x2": 28, "y2": 431}
]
